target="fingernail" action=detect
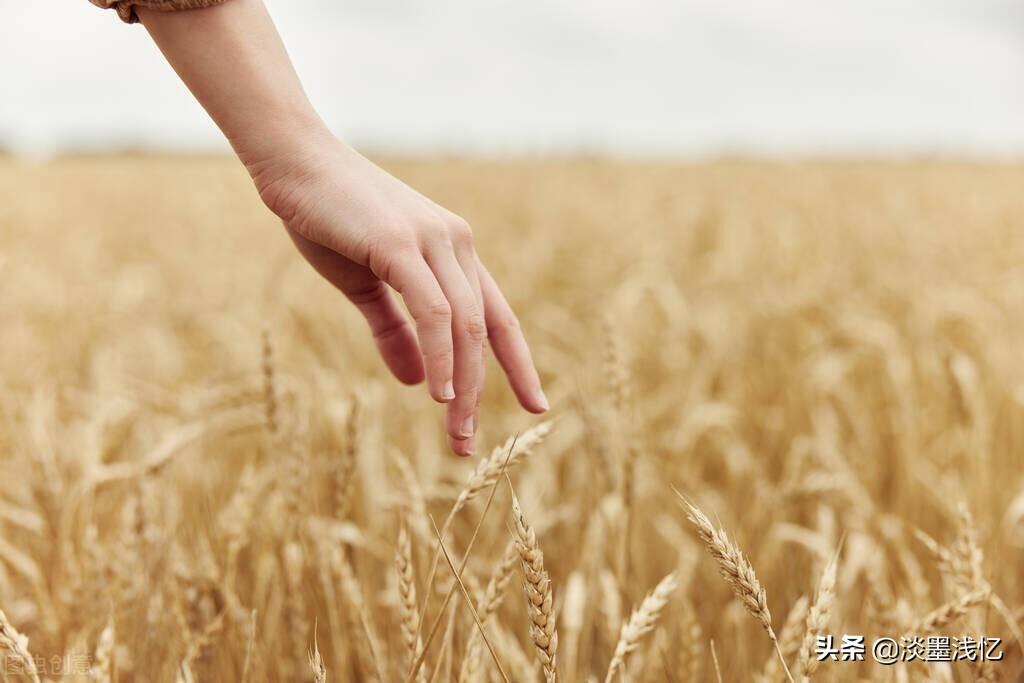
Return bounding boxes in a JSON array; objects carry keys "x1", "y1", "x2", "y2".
[
  {"x1": 441, "y1": 381, "x2": 455, "y2": 401},
  {"x1": 461, "y1": 416, "x2": 475, "y2": 438},
  {"x1": 536, "y1": 389, "x2": 550, "y2": 411},
  {"x1": 463, "y1": 435, "x2": 476, "y2": 455}
]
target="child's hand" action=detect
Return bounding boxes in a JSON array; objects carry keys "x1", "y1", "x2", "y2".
[{"x1": 249, "y1": 132, "x2": 548, "y2": 455}]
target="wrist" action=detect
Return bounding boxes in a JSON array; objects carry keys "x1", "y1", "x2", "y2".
[
  {"x1": 235, "y1": 110, "x2": 331, "y2": 177},
  {"x1": 239, "y1": 118, "x2": 344, "y2": 222}
]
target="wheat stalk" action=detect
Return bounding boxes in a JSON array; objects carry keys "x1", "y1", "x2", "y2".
[
  {"x1": 261, "y1": 329, "x2": 279, "y2": 435},
  {"x1": 796, "y1": 552, "x2": 838, "y2": 679},
  {"x1": 241, "y1": 608, "x2": 256, "y2": 683},
  {"x1": 417, "y1": 425, "x2": 552, "y2": 634},
  {"x1": 453, "y1": 421, "x2": 553, "y2": 518},
  {"x1": 604, "y1": 571, "x2": 678, "y2": 683},
  {"x1": 907, "y1": 588, "x2": 989, "y2": 635},
  {"x1": 332, "y1": 547, "x2": 385, "y2": 682},
  {"x1": 680, "y1": 498, "x2": 773, "y2": 630},
  {"x1": 309, "y1": 637, "x2": 327, "y2": 683},
  {"x1": 603, "y1": 314, "x2": 632, "y2": 415},
  {"x1": 178, "y1": 605, "x2": 225, "y2": 680},
  {"x1": 92, "y1": 615, "x2": 116, "y2": 683},
  {"x1": 510, "y1": 484, "x2": 559, "y2": 683},
  {"x1": 676, "y1": 598, "x2": 704, "y2": 683},
  {"x1": 427, "y1": 600, "x2": 458, "y2": 683},
  {"x1": 0, "y1": 609, "x2": 40, "y2": 683},
  {"x1": 915, "y1": 504, "x2": 986, "y2": 595},
  {"x1": 406, "y1": 440, "x2": 517, "y2": 683},
  {"x1": 333, "y1": 397, "x2": 360, "y2": 521},
  {"x1": 604, "y1": 319, "x2": 636, "y2": 594},
  {"x1": 282, "y1": 538, "x2": 310, "y2": 672},
  {"x1": 560, "y1": 570, "x2": 587, "y2": 683},
  {"x1": 679, "y1": 494, "x2": 794, "y2": 683},
  {"x1": 710, "y1": 639, "x2": 724, "y2": 683},
  {"x1": 597, "y1": 568, "x2": 623, "y2": 646},
  {"x1": 490, "y1": 622, "x2": 540, "y2": 682},
  {"x1": 918, "y1": 507, "x2": 1024, "y2": 654},
  {"x1": 759, "y1": 595, "x2": 808, "y2": 683},
  {"x1": 428, "y1": 515, "x2": 509, "y2": 683},
  {"x1": 392, "y1": 451, "x2": 430, "y2": 543},
  {"x1": 396, "y1": 518, "x2": 427, "y2": 683},
  {"x1": 458, "y1": 541, "x2": 518, "y2": 683}
]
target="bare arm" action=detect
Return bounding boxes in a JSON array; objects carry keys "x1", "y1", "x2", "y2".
[{"x1": 139, "y1": 0, "x2": 548, "y2": 455}]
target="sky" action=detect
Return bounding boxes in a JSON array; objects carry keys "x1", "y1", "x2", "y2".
[{"x1": 2, "y1": 0, "x2": 1023, "y2": 156}]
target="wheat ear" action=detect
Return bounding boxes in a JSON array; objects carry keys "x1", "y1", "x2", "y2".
[
  {"x1": 396, "y1": 518, "x2": 427, "y2": 683},
  {"x1": 0, "y1": 609, "x2": 41, "y2": 683},
  {"x1": 907, "y1": 588, "x2": 989, "y2": 635},
  {"x1": 417, "y1": 425, "x2": 552, "y2": 647},
  {"x1": 406, "y1": 440, "x2": 517, "y2": 683},
  {"x1": 93, "y1": 615, "x2": 116, "y2": 683},
  {"x1": 454, "y1": 421, "x2": 554, "y2": 518},
  {"x1": 309, "y1": 635, "x2": 327, "y2": 683},
  {"x1": 796, "y1": 552, "x2": 838, "y2": 679},
  {"x1": 918, "y1": 508, "x2": 1024, "y2": 654},
  {"x1": 260, "y1": 329, "x2": 278, "y2": 435},
  {"x1": 604, "y1": 571, "x2": 678, "y2": 683},
  {"x1": 679, "y1": 495, "x2": 794, "y2": 683},
  {"x1": 333, "y1": 397, "x2": 360, "y2": 521},
  {"x1": 510, "y1": 483, "x2": 559, "y2": 683},
  {"x1": 675, "y1": 598, "x2": 704, "y2": 683}
]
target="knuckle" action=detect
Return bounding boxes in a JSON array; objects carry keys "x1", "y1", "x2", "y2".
[
  {"x1": 368, "y1": 238, "x2": 417, "y2": 283},
  {"x1": 419, "y1": 219, "x2": 451, "y2": 244},
  {"x1": 370, "y1": 251, "x2": 399, "y2": 283},
  {"x1": 448, "y1": 217, "x2": 474, "y2": 249},
  {"x1": 424, "y1": 299, "x2": 452, "y2": 322},
  {"x1": 463, "y1": 312, "x2": 488, "y2": 342}
]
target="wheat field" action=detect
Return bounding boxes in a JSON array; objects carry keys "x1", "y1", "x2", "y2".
[{"x1": 1, "y1": 155, "x2": 1023, "y2": 682}]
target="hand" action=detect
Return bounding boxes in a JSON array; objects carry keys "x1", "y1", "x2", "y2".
[
  {"x1": 248, "y1": 131, "x2": 549, "y2": 455},
  {"x1": 135, "y1": 0, "x2": 545, "y2": 454}
]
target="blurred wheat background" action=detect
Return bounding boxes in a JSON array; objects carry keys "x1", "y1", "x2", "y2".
[{"x1": 1, "y1": 155, "x2": 1023, "y2": 681}]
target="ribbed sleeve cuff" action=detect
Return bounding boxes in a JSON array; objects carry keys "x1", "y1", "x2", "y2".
[{"x1": 90, "y1": 0, "x2": 230, "y2": 24}]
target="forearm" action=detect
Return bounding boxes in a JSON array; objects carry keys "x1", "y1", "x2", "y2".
[{"x1": 138, "y1": 0, "x2": 329, "y2": 173}]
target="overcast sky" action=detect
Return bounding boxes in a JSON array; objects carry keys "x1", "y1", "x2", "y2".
[{"x1": 2, "y1": 0, "x2": 1023, "y2": 156}]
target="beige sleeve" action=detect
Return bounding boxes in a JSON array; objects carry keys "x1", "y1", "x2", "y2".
[{"x1": 89, "y1": 0, "x2": 230, "y2": 24}]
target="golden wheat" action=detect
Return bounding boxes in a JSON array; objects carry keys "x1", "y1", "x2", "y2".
[
  {"x1": 396, "y1": 518, "x2": 426, "y2": 683},
  {"x1": 0, "y1": 609, "x2": 40, "y2": 683},
  {"x1": 681, "y1": 496, "x2": 795, "y2": 683},
  {"x1": 511, "y1": 487, "x2": 559, "y2": 683},
  {"x1": 908, "y1": 588, "x2": 990, "y2": 636},
  {"x1": 795, "y1": 551, "x2": 839, "y2": 680},
  {"x1": 1, "y1": 157, "x2": 1023, "y2": 681},
  {"x1": 604, "y1": 571, "x2": 678, "y2": 682},
  {"x1": 458, "y1": 541, "x2": 518, "y2": 683}
]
